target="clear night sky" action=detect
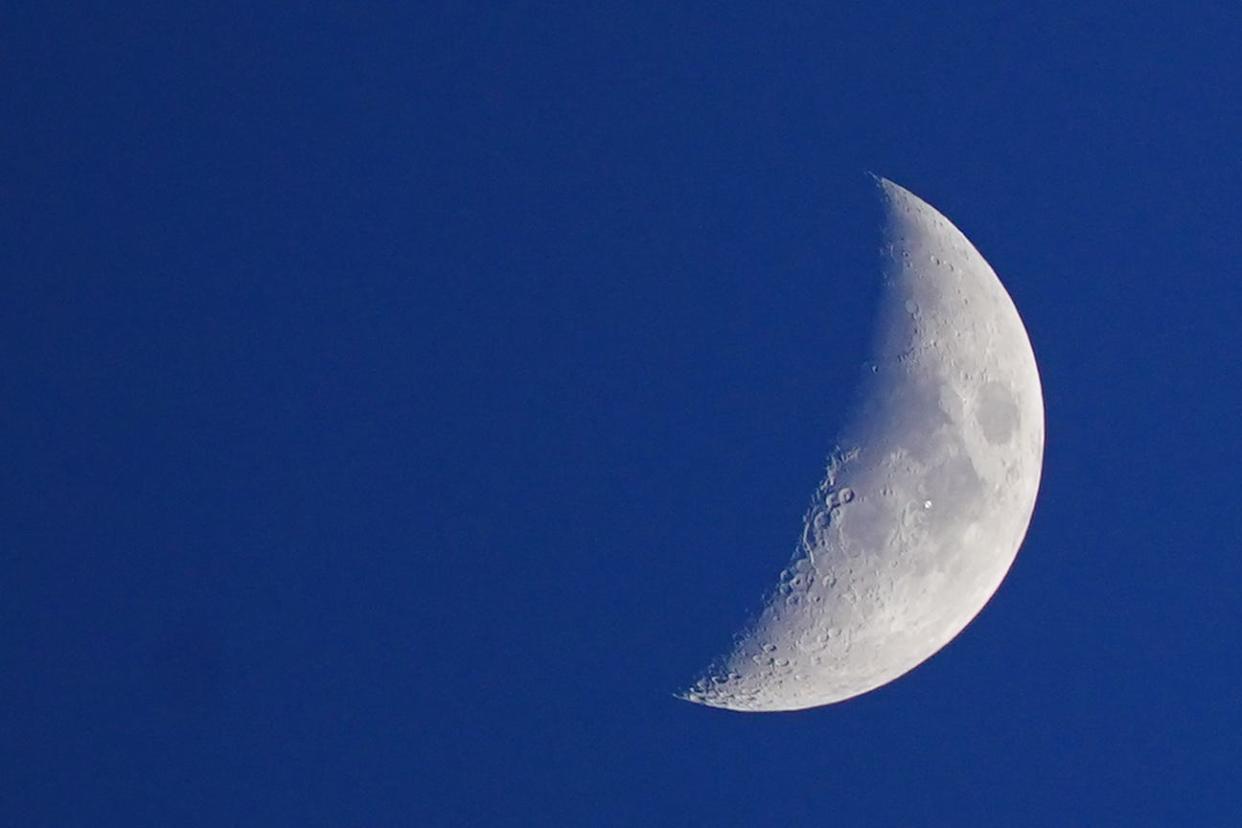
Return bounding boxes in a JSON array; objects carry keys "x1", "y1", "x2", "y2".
[{"x1": 6, "y1": 4, "x2": 1241, "y2": 825}]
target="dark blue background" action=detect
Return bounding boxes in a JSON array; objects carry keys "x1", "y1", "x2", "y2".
[{"x1": 5, "y1": 3, "x2": 1240, "y2": 824}]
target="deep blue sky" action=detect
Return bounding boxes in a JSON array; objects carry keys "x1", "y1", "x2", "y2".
[{"x1": 5, "y1": 3, "x2": 1241, "y2": 825}]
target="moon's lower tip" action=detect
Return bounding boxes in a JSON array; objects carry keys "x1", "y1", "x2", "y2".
[
  {"x1": 675, "y1": 681, "x2": 830, "y2": 713},
  {"x1": 675, "y1": 694, "x2": 828, "y2": 714},
  {"x1": 674, "y1": 688, "x2": 720, "y2": 708}
]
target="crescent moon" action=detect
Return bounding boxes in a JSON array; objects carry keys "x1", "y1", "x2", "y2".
[{"x1": 682, "y1": 177, "x2": 1044, "y2": 711}]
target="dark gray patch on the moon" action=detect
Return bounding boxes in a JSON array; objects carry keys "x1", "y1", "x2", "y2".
[
  {"x1": 925, "y1": 446, "x2": 985, "y2": 524},
  {"x1": 976, "y1": 381, "x2": 1019, "y2": 444}
]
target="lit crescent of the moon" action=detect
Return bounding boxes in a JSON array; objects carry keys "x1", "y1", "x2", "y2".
[{"x1": 681, "y1": 177, "x2": 1044, "y2": 712}]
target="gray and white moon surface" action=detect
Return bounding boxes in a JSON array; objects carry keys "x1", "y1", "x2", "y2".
[{"x1": 682, "y1": 178, "x2": 1044, "y2": 712}]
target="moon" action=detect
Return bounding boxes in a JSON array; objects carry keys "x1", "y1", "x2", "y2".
[{"x1": 681, "y1": 177, "x2": 1044, "y2": 712}]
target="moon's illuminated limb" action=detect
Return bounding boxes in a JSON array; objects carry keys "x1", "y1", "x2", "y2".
[{"x1": 682, "y1": 178, "x2": 1044, "y2": 712}]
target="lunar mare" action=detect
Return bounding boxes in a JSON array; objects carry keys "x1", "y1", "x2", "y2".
[{"x1": 682, "y1": 178, "x2": 1044, "y2": 712}]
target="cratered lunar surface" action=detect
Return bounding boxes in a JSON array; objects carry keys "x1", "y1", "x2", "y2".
[{"x1": 682, "y1": 177, "x2": 1044, "y2": 711}]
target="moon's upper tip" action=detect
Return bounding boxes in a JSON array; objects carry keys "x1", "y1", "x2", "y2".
[
  {"x1": 864, "y1": 170, "x2": 891, "y2": 188},
  {"x1": 872, "y1": 174, "x2": 911, "y2": 198},
  {"x1": 865, "y1": 173, "x2": 920, "y2": 210}
]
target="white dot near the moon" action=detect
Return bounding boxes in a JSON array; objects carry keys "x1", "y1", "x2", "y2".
[{"x1": 680, "y1": 177, "x2": 1045, "y2": 712}]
